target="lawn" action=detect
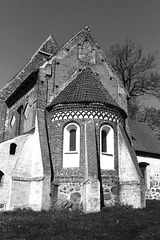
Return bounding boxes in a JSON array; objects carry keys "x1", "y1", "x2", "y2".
[{"x1": 1, "y1": 200, "x2": 160, "y2": 240}]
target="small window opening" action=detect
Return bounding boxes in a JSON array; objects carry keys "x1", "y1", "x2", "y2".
[
  {"x1": 10, "y1": 143, "x2": 17, "y2": 155},
  {"x1": 0, "y1": 171, "x2": 4, "y2": 187},
  {"x1": 101, "y1": 127, "x2": 110, "y2": 153},
  {"x1": 70, "y1": 129, "x2": 76, "y2": 151},
  {"x1": 102, "y1": 130, "x2": 107, "y2": 152}
]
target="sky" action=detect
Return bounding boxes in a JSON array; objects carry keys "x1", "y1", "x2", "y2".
[{"x1": 0, "y1": 0, "x2": 160, "y2": 108}]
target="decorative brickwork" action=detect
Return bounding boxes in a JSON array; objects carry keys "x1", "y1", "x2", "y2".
[
  {"x1": 12, "y1": 176, "x2": 44, "y2": 182},
  {"x1": 0, "y1": 26, "x2": 146, "y2": 212},
  {"x1": 50, "y1": 104, "x2": 125, "y2": 125}
]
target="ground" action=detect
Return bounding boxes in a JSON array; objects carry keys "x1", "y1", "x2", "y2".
[{"x1": 1, "y1": 200, "x2": 160, "y2": 240}]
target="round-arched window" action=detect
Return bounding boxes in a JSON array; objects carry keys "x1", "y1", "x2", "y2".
[
  {"x1": 63, "y1": 123, "x2": 80, "y2": 168},
  {"x1": 100, "y1": 125, "x2": 114, "y2": 170}
]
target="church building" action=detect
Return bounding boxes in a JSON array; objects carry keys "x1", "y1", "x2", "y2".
[{"x1": 0, "y1": 26, "x2": 147, "y2": 212}]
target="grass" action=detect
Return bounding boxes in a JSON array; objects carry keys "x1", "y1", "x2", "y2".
[{"x1": 1, "y1": 200, "x2": 160, "y2": 240}]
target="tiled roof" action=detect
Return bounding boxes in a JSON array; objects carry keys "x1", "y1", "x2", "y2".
[
  {"x1": 129, "y1": 119, "x2": 160, "y2": 156},
  {"x1": 48, "y1": 67, "x2": 121, "y2": 110}
]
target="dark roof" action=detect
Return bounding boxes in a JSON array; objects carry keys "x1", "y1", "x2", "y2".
[
  {"x1": 48, "y1": 67, "x2": 123, "y2": 112},
  {"x1": 129, "y1": 119, "x2": 160, "y2": 156}
]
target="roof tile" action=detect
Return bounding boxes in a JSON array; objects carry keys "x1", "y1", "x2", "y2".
[{"x1": 48, "y1": 67, "x2": 120, "y2": 109}]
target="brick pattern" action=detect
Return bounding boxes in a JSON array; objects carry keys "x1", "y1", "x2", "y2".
[
  {"x1": 45, "y1": 26, "x2": 127, "y2": 115},
  {"x1": 47, "y1": 101, "x2": 122, "y2": 209},
  {"x1": 0, "y1": 100, "x2": 7, "y2": 143},
  {"x1": 4, "y1": 87, "x2": 36, "y2": 141},
  {"x1": 0, "y1": 26, "x2": 146, "y2": 212},
  {"x1": 49, "y1": 104, "x2": 125, "y2": 125},
  {"x1": 48, "y1": 67, "x2": 121, "y2": 111}
]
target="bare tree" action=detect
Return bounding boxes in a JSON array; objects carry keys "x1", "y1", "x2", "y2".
[
  {"x1": 139, "y1": 107, "x2": 160, "y2": 139},
  {"x1": 106, "y1": 39, "x2": 160, "y2": 99},
  {"x1": 106, "y1": 40, "x2": 160, "y2": 137}
]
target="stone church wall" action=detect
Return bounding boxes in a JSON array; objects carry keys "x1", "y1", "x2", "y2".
[
  {"x1": 48, "y1": 117, "x2": 85, "y2": 210},
  {"x1": 47, "y1": 106, "x2": 122, "y2": 209},
  {"x1": 0, "y1": 135, "x2": 31, "y2": 209},
  {"x1": 46, "y1": 28, "x2": 127, "y2": 114},
  {"x1": 4, "y1": 86, "x2": 37, "y2": 141},
  {"x1": 118, "y1": 125, "x2": 145, "y2": 208},
  {"x1": 138, "y1": 156, "x2": 160, "y2": 200}
]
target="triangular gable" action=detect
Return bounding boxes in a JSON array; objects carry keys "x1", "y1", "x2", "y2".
[
  {"x1": 54, "y1": 26, "x2": 117, "y2": 77},
  {"x1": 43, "y1": 26, "x2": 127, "y2": 113}
]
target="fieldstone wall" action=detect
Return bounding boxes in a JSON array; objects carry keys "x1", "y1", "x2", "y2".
[
  {"x1": 51, "y1": 182, "x2": 83, "y2": 211},
  {"x1": 101, "y1": 171, "x2": 119, "y2": 207},
  {"x1": 137, "y1": 156, "x2": 160, "y2": 200}
]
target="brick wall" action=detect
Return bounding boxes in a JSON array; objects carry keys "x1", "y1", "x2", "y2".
[
  {"x1": 0, "y1": 99, "x2": 7, "y2": 143},
  {"x1": 4, "y1": 87, "x2": 36, "y2": 141},
  {"x1": 83, "y1": 120, "x2": 100, "y2": 212},
  {"x1": 47, "y1": 104, "x2": 124, "y2": 210},
  {"x1": 45, "y1": 27, "x2": 128, "y2": 116}
]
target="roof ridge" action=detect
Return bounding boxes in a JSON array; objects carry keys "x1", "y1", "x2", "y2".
[{"x1": 52, "y1": 26, "x2": 101, "y2": 58}]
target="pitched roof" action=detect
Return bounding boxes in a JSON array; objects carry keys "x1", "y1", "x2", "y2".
[
  {"x1": 0, "y1": 35, "x2": 59, "y2": 101},
  {"x1": 47, "y1": 67, "x2": 122, "y2": 111},
  {"x1": 129, "y1": 119, "x2": 160, "y2": 156}
]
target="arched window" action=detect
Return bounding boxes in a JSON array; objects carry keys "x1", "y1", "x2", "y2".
[
  {"x1": 70, "y1": 129, "x2": 76, "y2": 151},
  {"x1": 0, "y1": 171, "x2": 4, "y2": 187},
  {"x1": 102, "y1": 130, "x2": 107, "y2": 153},
  {"x1": 10, "y1": 143, "x2": 17, "y2": 155},
  {"x1": 100, "y1": 125, "x2": 114, "y2": 169},
  {"x1": 63, "y1": 123, "x2": 80, "y2": 168}
]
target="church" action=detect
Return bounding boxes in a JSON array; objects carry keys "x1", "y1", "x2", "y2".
[{"x1": 0, "y1": 26, "x2": 159, "y2": 212}]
